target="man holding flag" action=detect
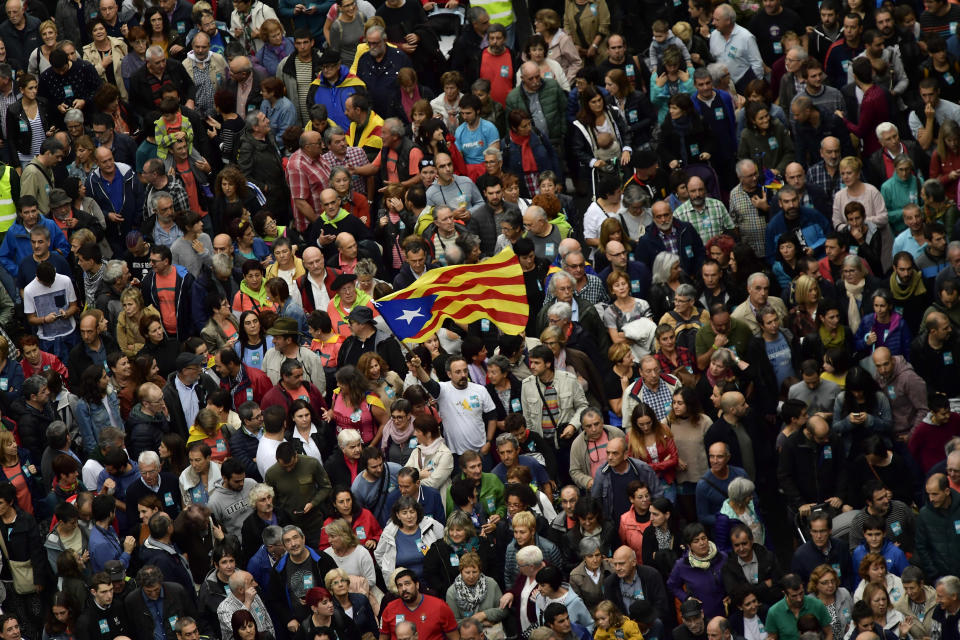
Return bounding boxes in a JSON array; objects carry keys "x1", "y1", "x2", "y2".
[{"x1": 374, "y1": 247, "x2": 529, "y2": 460}]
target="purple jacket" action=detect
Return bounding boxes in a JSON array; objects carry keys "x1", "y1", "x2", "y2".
[{"x1": 667, "y1": 549, "x2": 728, "y2": 619}]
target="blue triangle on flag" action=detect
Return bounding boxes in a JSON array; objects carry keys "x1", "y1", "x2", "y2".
[{"x1": 374, "y1": 295, "x2": 438, "y2": 340}]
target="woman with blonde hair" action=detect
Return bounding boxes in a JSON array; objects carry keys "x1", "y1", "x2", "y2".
[
  {"x1": 534, "y1": 8, "x2": 582, "y2": 83},
  {"x1": 444, "y1": 551, "x2": 506, "y2": 625},
  {"x1": 255, "y1": 18, "x2": 293, "y2": 75},
  {"x1": 324, "y1": 567, "x2": 379, "y2": 637},
  {"x1": 832, "y1": 156, "x2": 889, "y2": 231},
  {"x1": 28, "y1": 20, "x2": 57, "y2": 75},
  {"x1": 789, "y1": 273, "x2": 823, "y2": 343},
  {"x1": 116, "y1": 288, "x2": 160, "y2": 356},
  {"x1": 322, "y1": 517, "x2": 377, "y2": 586},
  {"x1": 594, "y1": 599, "x2": 643, "y2": 640}
]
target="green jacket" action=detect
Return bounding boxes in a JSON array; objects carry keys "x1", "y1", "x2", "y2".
[
  {"x1": 264, "y1": 456, "x2": 332, "y2": 514},
  {"x1": 445, "y1": 472, "x2": 505, "y2": 519},
  {"x1": 916, "y1": 488, "x2": 960, "y2": 578},
  {"x1": 505, "y1": 79, "x2": 567, "y2": 146},
  {"x1": 881, "y1": 172, "x2": 923, "y2": 235}
]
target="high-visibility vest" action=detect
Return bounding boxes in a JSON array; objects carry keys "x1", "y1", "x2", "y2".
[{"x1": 0, "y1": 165, "x2": 15, "y2": 234}]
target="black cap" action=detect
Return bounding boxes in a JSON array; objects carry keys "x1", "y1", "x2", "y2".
[
  {"x1": 174, "y1": 352, "x2": 205, "y2": 370},
  {"x1": 348, "y1": 306, "x2": 375, "y2": 325},
  {"x1": 680, "y1": 599, "x2": 703, "y2": 619},
  {"x1": 319, "y1": 49, "x2": 340, "y2": 66},
  {"x1": 634, "y1": 148, "x2": 659, "y2": 169},
  {"x1": 104, "y1": 560, "x2": 125, "y2": 581},
  {"x1": 331, "y1": 273, "x2": 357, "y2": 291}
]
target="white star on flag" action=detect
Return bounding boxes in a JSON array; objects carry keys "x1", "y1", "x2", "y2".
[{"x1": 396, "y1": 308, "x2": 425, "y2": 324}]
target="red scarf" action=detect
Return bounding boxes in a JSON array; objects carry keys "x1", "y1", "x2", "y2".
[{"x1": 509, "y1": 130, "x2": 538, "y2": 172}]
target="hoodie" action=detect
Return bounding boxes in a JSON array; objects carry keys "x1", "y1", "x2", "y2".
[
  {"x1": 535, "y1": 583, "x2": 595, "y2": 633},
  {"x1": 306, "y1": 65, "x2": 366, "y2": 130},
  {"x1": 44, "y1": 522, "x2": 89, "y2": 576},
  {"x1": 125, "y1": 403, "x2": 172, "y2": 461},
  {"x1": 207, "y1": 477, "x2": 256, "y2": 539},
  {"x1": 877, "y1": 356, "x2": 929, "y2": 436}
]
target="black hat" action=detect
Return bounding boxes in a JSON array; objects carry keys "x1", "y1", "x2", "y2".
[
  {"x1": 104, "y1": 560, "x2": 125, "y2": 581},
  {"x1": 634, "y1": 148, "x2": 659, "y2": 169},
  {"x1": 680, "y1": 599, "x2": 703, "y2": 619},
  {"x1": 331, "y1": 273, "x2": 357, "y2": 291},
  {"x1": 348, "y1": 306, "x2": 375, "y2": 325},
  {"x1": 319, "y1": 49, "x2": 341, "y2": 66},
  {"x1": 629, "y1": 600, "x2": 658, "y2": 626},
  {"x1": 174, "y1": 353, "x2": 205, "y2": 370}
]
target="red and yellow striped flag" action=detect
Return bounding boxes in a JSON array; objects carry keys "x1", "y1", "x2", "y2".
[{"x1": 374, "y1": 248, "x2": 529, "y2": 342}]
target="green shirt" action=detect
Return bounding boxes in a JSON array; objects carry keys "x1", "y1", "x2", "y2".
[
  {"x1": 765, "y1": 595, "x2": 831, "y2": 640},
  {"x1": 445, "y1": 472, "x2": 506, "y2": 518},
  {"x1": 694, "y1": 317, "x2": 754, "y2": 358}
]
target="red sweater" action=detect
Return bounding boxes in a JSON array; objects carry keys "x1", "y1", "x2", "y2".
[
  {"x1": 842, "y1": 85, "x2": 890, "y2": 157},
  {"x1": 21, "y1": 352, "x2": 68, "y2": 385},
  {"x1": 909, "y1": 412, "x2": 960, "y2": 474},
  {"x1": 317, "y1": 508, "x2": 382, "y2": 550}
]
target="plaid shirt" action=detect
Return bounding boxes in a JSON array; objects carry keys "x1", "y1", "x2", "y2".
[
  {"x1": 674, "y1": 198, "x2": 734, "y2": 245},
  {"x1": 659, "y1": 226, "x2": 680, "y2": 255},
  {"x1": 806, "y1": 161, "x2": 842, "y2": 197},
  {"x1": 576, "y1": 273, "x2": 610, "y2": 306},
  {"x1": 728, "y1": 185, "x2": 768, "y2": 258},
  {"x1": 320, "y1": 147, "x2": 369, "y2": 196},
  {"x1": 654, "y1": 347, "x2": 696, "y2": 376},
  {"x1": 286, "y1": 148, "x2": 327, "y2": 232},
  {"x1": 641, "y1": 378, "x2": 677, "y2": 421}
]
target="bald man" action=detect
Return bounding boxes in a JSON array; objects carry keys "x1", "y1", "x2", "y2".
[
  {"x1": 634, "y1": 200, "x2": 706, "y2": 274},
  {"x1": 917, "y1": 474, "x2": 960, "y2": 595},
  {"x1": 505, "y1": 59, "x2": 567, "y2": 148},
  {"x1": 603, "y1": 545, "x2": 671, "y2": 621},
  {"x1": 285, "y1": 130, "x2": 326, "y2": 232},
  {"x1": 597, "y1": 239, "x2": 652, "y2": 299},
  {"x1": 872, "y1": 346, "x2": 928, "y2": 441},
  {"x1": 778, "y1": 415, "x2": 849, "y2": 517},
  {"x1": 310, "y1": 187, "x2": 372, "y2": 260},
  {"x1": 297, "y1": 246, "x2": 339, "y2": 313},
  {"x1": 704, "y1": 392, "x2": 756, "y2": 480},
  {"x1": 225, "y1": 55, "x2": 264, "y2": 115}
]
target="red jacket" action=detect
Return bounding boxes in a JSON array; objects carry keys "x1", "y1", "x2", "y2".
[
  {"x1": 220, "y1": 364, "x2": 273, "y2": 409},
  {"x1": 261, "y1": 381, "x2": 327, "y2": 417},
  {"x1": 21, "y1": 351, "x2": 68, "y2": 385},
  {"x1": 627, "y1": 436, "x2": 679, "y2": 485},
  {"x1": 317, "y1": 508, "x2": 382, "y2": 550}
]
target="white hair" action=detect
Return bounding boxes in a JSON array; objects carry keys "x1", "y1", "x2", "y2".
[
  {"x1": 516, "y1": 545, "x2": 544, "y2": 566},
  {"x1": 138, "y1": 451, "x2": 161, "y2": 468},
  {"x1": 337, "y1": 429, "x2": 362, "y2": 448},
  {"x1": 735, "y1": 158, "x2": 757, "y2": 178},
  {"x1": 875, "y1": 122, "x2": 897, "y2": 139}
]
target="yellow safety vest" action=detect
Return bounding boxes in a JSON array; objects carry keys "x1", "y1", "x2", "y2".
[{"x1": 0, "y1": 165, "x2": 15, "y2": 234}]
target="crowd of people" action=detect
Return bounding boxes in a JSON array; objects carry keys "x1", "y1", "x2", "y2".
[{"x1": 1, "y1": 0, "x2": 960, "y2": 638}]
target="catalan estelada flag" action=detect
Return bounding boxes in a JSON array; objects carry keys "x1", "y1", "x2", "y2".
[{"x1": 373, "y1": 248, "x2": 529, "y2": 342}]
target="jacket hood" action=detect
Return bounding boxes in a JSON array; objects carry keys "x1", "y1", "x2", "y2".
[
  {"x1": 885, "y1": 355, "x2": 914, "y2": 382},
  {"x1": 129, "y1": 403, "x2": 166, "y2": 424}
]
